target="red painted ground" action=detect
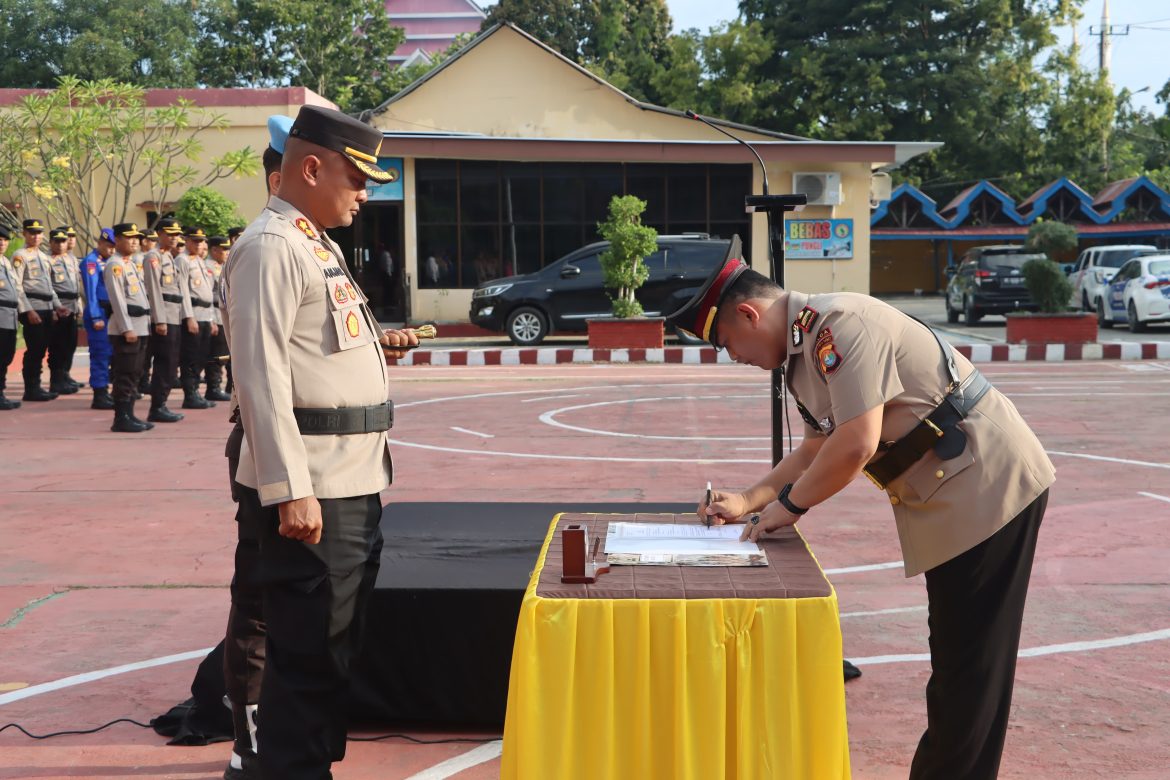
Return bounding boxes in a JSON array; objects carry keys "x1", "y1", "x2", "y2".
[{"x1": 2, "y1": 361, "x2": 1169, "y2": 779}]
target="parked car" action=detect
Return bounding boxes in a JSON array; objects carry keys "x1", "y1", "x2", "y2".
[
  {"x1": 1096, "y1": 253, "x2": 1170, "y2": 332},
  {"x1": 944, "y1": 245, "x2": 1048, "y2": 324},
  {"x1": 470, "y1": 235, "x2": 732, "y2": 345},
  {"x1": 1067, "y1": 244, "x2": 1158, "y2": 312}
]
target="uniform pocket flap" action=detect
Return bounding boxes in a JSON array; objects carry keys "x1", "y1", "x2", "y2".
[
  {"x1": 331, "y1": 305, "x2": 376, "y2": 351},
  {"x1": 904, "y1": 447, "x2": 975, "y2": 503}
]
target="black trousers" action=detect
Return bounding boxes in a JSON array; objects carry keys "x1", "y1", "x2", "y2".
[
  {"x1": 237, "y1": 486, "x2": 383, "y2": 780},
  {"x1": 149, "y1": 324, "x2": 182, "y2": 405},
  {"x1": 909, "y1": 489, "x2": 1048, "y2": 780},
  {"x1": 180, "y1": 320, "x2": 212, "y2": 391},
  {"x1": 19, "y1": 310, "x2": 51, "y2": 384},
  {"x1": 0, "y1": 327, "x2": 15, "y2": 392},
  {"x1": 47, "y1": 312, "x2": 78, "y2": 374},
  {"x1": 206, "y1": 328, "x2": 229, "y2": 388},
  {"x1": 109, "y1": 334, "x2": 148, "y2": 402}
]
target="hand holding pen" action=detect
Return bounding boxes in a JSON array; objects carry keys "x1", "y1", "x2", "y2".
[{"x1": 697, "y1": 485, "x2": 751, "y2": 527}]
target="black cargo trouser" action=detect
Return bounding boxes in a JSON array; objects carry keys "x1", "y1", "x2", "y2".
[
  {"x1": 109, "y1": 334, "x2": 148, "y2": 402},
  {"x1": 180, "y1": 320, "x2": 212, "y2": 392},
  {"x1": 206, "y1": 327, "x2": 229, "y2": 389},
  {"x1": 236, "y1": 486, "x2": 383, "y2": 780},
  {"x1": 19, "y1": 310, "x2": 51, "y2": 385},
  {"x1": 0, "y1": 327, "x2": 15, "y2": 392},
  {"x1": 149, "y1": 324, "x2": 182, "y2": 405},
  {"x1": 910, "y1": 489, "x2": 1048, "y2": 780},
  {"x1": 47, "y1": 312, "x2": 78, "y2": 374}
]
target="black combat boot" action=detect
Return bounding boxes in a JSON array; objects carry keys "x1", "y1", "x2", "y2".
[
  {"x1": 0, "y1": 379, "x2": 19, "y2": 410},
  {"x1": 182, "y1": 385, "x2": 213, "y2": 409},
  {"x1": 127, "y1": 398, "x2": 155, "y2": 430},
  {"x1": 91, "y1": 386, "x2": 115, "y2": 410},
  {"x1": 22, "y1": 372, "x2": 58, "y2": 402},
  {"x1": 111, "y1": 401, "x2": 149, "y2": 433},
  {"x1": 50, "y1": 370, "x2": 79, "y2": 394},
  {"x1": 205, "y1": 372, "x2": 231, "y2": 402},
  {"x1": 148, "y1": 396, "x2": 184, "y2": 423}
]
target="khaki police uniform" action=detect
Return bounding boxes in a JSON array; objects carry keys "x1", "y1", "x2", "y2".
[
  {"x1": 179, "y1": 251, "x2": 217, "y2": 406},
  {"x1": 0, "y1": 253, "x2": 23, "y2": 407},
  {"x1": 204, "y1": 256, "x2": 232, "y2": 399},
  {"x1": 224, "y1": 197, "x2": 391, "y2": 779},
  {"x1": 143, "y1": 246, "x2": 192, "y2": 410},
  {"x1": 12, "y1": 245, "x2": 61, "y2": 397},
  {"x1": 47, "y1": 249, "x2": 83, "y2": 391},
  {"x1": 103, "y1": 251, "x2": 151, "y2": 401}
]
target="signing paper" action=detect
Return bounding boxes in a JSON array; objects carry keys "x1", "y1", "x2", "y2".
[{"x1": 604, "y1": 522, "x2": 767, "y2": 566}]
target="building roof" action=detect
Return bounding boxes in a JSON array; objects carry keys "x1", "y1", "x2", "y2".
[
  {"x1": 0, "y1": 86, "x2": 335, "y2": 109},
  {"x1": 385, "y1": 0, "x2": 485, "y2": 62}
]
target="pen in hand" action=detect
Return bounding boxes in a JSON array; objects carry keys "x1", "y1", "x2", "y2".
[{"x1": 704, "y1": 481, "x2": 713, "y2": 528}]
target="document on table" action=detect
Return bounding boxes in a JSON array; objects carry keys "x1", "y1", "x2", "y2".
[{"x1": 604, "y1": 522, "x2": 767, "y2": 566}]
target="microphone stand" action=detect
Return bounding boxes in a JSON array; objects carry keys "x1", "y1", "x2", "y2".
[{"x1": 685, "y1": 110, "x2": 807, "y2": 466}]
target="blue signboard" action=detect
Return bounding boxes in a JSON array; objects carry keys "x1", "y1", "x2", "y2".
[
  {"x1": 784, "y1": 219, "x2": 854, "y2": 259},
  {"x1": 367, "y1": 157, "x2": 404, "y2": 201}
]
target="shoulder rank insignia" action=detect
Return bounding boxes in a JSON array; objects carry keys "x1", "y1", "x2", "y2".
[
  {"x1": 791, "y1": 321, "x2": 803, "y2": 348},
  {"x1": 815, "y1": 327, "x2": 842, "y2": 375},
  {"x1": 795, "y1": 306, "x2": 819, "y2": 332},
  {"x1": 313, "y1": 246, "x2": 332, "y2": 262},
  {"x1": 295, "y1": 217, "x2": 318, "y2": 240}
]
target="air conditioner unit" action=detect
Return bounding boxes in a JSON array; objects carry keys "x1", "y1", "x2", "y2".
[{"x1": 792, "y1": 172, "x2": 843, "y2": 206}]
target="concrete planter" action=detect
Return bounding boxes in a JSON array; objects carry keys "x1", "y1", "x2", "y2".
[
  {"x1": 586, "y1": 317, "x2": 665, "y2": 349},
  {"x1": 1005, "y1": 312, "x2": 1097, "y2": 345}
]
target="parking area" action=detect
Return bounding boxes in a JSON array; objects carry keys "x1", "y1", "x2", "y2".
[{"x1": 2, "y1": 360, "x2": 1169, "y2": 779}]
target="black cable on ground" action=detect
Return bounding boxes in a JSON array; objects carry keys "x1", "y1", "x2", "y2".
[{"x1": 0, "y1": 718, "x2": 153, "y2": 739}]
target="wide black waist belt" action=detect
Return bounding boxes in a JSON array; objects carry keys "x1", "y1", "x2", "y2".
[
  {"x1": 58, "y1": 292, "x2": 79, "y2": 300},
  {"x1": 862, "y1": 370, "x2": 992, "y2": 490},
  {"x1": 163, "y1": 293, "x2": 183, "y2": 304},
  {"x1": 127, "y1": 304, "x2": 150, "y2": 317},
  {"x1": 191, "y1": 299, "x2": 211, "y2": 308},
  {"x1": 27, "y1": 292, "x2": 53, "y2": 301},
  {"x1": 0, "y1": 299, "x2": 16, "y2": 308},
  {"x1": 293, "y1": 401, "x2": 393, "y2": 435}
]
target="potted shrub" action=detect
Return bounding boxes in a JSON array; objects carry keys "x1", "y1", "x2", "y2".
[
  {"x1": 1005, "y1": 221, "x2": 1096, "y2": 344},
  {"x1": 587, "y1": 195, "x2": 663, "y2": 349}
]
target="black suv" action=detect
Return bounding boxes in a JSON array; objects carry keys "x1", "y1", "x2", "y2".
[
  {"x1": 470, "y1": 235, "x2": 732, "y2": 345},
  {"x1": 945, "y1": 245, "x2": 1048, "y2": 323}
]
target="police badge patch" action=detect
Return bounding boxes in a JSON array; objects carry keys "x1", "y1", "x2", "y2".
[
  {"x1": 313, "y1": 247, "x2": 331, "y2": 262},
  {"x1": 815, "y1": 327, "x2": 842, "y2": 375}
]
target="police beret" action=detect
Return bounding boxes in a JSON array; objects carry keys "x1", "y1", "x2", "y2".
[
  {"x1": 22, "y1": 219, "x2": 45, "y2": 233},
  {"x1": 287, "y1": 105, "x2": 395, "y2": 184},
  {"x1": 156, "y1": 217, "x2": 183, "y2": 235},
  {"x1": 663, "y1": 235, "x2": 749, "y2": 345},
  {"x1": 184, "y1": 227, "x2": 207, "y2": 240},
  {"x1": 113, "y1": 222, "x2": 144, "y2": 238},
  {"x1": 0, "y1": 224, "x2": 11, "y2": 240},
  {"x1": 268, "y1": 114, "x2": 293, "y2": 155},
  {"x1": 98, "y1": 227, "x2": 116, "y2": 244},
  {"x1": 49, "y1": 228, "x2": 69, "y2": 241},
  {"x1": 207, "y1": 236, "x2": 230, "y2": 249}
]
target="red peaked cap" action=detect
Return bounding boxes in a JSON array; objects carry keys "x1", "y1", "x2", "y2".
[{"x1": 663, "y1": 234, "x2": 748, "y2": 344}]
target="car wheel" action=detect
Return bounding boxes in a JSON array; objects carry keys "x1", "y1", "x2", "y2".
[
  {"x1": 963, "y1": 296, "x2": 982, "y2": 324},
  {"x1": 945, "y1": 295, "x2": 959, "y2": 324},
  {"x1": 506, "y1": 306, "x2": 548, "y2": 346},
  {"x1": 1097, "y1": 298, "x2": 1112, "y2": 329},
  {"x1": 1127, "y1": 301, "x2": 1146, "y2": 333},
  {"x1": 673, "y1": 325, "x2": 704, "y2": 345}
]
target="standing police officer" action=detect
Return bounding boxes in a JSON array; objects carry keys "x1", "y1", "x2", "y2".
[
  {"x1": 81, "y1": 228, "x2": 117, "y2": 410},
  {"x1": 103, "y1": 223, "x2": 153, "y2": 432},
  {"x1": 12, "y1": 218, "x2": 66, "y2": 402},
  {"x1": 47, "y1": 227, "x2": 83, "y2": 394},
  {"x1": 141, "y1": 218, "x2": 189, "y2": 423},
  {"x1": 0, "y1": 224, "x2": 22, "y2": 410},
  {"x1": 224, "y1": 105, "x2": 415, "y2": 780},
  {"x1": 136, "y1": 228, "x2": 159, "y2": 396},
  {"x1": 204, "y1": 236, "x2": 232, "y2": 402},
  {"x1": 180, "y1": 227, "x2": 216, "y2": 409},
  {"x1": 676, "y1": 238, "x2": 1055, "y2": 780}
]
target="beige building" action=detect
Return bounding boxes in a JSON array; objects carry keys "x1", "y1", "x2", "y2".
[{"x1": 356, "y1": 23, "x2": 938, "y2": 324}]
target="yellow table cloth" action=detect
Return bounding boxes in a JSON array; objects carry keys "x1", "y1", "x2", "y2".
[{"x1": 501, "y1": 513, "x2": 851, "y2": 780}]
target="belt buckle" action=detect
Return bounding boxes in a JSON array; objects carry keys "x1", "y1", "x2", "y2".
[
  {"x1": 862, "y1": 467, "x2": 886, "y2": 491},
  {"x1": 925, "y1": 419, "x2": 945, "y2": 438}
]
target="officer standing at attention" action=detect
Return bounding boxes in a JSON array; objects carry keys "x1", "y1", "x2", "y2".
[
  {"x1": 141, "y1": 218, "x2": 189, "y2": 424},
  {"x1": 12, "y1": 218, "x2": 67, "y2": 402},
  {"x1": 179, "y1": 227, "x2": 216, "y2": 409},
  {"x1": 674, "y1": 237, "x2": 1055, "y2": 780},
  {"x1": 47, "y1": 227, "x2": 83, "y2": 395},
  {"x1": 81, "y1": 228, "x2": 117, "y2": 409},
  {"x1": 224, "y1": 104, "x2": 416, "y2": 780},
  {"x1": 204, "y1": 235, "x2": 232, "y2": 402},
  {"x1": 103, "y1": 223, "x2": 154, "y2": 432},
  {"x1": 0, "y1": 224, "x2": 23, "y2": 409},
  {"x1": 136, "y1": 228, "x2": 159, "y2": 395},
  {"x1": 63, "y1": 226, "x2": 83, "y2": 389}
]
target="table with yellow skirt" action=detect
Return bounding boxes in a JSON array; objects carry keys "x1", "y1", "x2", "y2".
[{"x1": 501, "y1": 513, "x2": 851, "y2": 780}]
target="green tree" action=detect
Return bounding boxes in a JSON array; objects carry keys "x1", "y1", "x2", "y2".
[
  {"x1": 1022, "y1": 257, "x2": 1073, "y2": 313},
  {"x1": 195, "y1": 0, "x2": 405, "y2": 112},
  {"x1": 0, "y1": 78, "x2": 259, "y2": 246},
  {"x1": 175, "y1": 186, "x2": 245, "y2": 237},
  {"x1": 597, "y1": 195, "x2": 658, "y2": 318},
  {"x1": 1025, "y1": 219, "x2": 1078, "y2": 258},
  {"x1": 483, "y1": 0, "x2": 595, "y2": 62}
]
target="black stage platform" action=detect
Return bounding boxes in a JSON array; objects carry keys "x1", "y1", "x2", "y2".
[{"x1": 348, "y1": 501, "x2": 690, "y2": 728}]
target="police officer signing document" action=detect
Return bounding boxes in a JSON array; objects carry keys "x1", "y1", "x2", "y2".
[
  {"x1": 672, "y1": 237, "x2": 1055, "y2": 780},
  {"x1": 223, "y1": 104, "x2": 416, "y2": 780}
]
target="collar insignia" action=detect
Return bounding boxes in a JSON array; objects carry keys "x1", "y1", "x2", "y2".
[
  {"x1": 295, "y1": 218, "x2": 318, "y2": 240},
  {"x1": 795, "y1": 306, "x2": 819, "y2": 332},
  {"x1": 791, "y1": 321, "x2": 803, "y2": 348},
  {"x1": 313, "y1": 246, "x2": 331, "y2": 262}
]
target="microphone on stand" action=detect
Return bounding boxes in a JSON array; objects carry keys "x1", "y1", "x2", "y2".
[{"x1": 685, "y1": 109, "x2": 772, "y2": 198}]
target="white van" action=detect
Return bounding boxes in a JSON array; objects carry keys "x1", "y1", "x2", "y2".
[{"x1": 1068, "y1": 244, "x2": 1159, "y2": 311}]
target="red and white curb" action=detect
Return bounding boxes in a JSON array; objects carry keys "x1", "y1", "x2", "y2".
[{"x1": 388, "y1": 342, "x2": 1170, "y2": 366}]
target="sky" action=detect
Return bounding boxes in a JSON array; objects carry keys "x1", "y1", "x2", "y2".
[{"x1": 480, "y1": 0, "x2": 1168, "y2": 115}]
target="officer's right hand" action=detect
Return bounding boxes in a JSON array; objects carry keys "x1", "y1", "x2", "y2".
[
  {"x1": 698, "y1": 489, "x2": 750, "y2": 525},
  {"x1": 186, "y1": 317, "x2": 197, "y2": 335},
  {"x1": 124, "y1": 330, "x2": 137, "y2": 343},
  {"x1": 93, "y1": 320, "x2": 105, "y2": 331},
  {"x1": 278, "y1": 496, "x2": 323, "y2": 544},
  {"x1": 155, "y1": 323, "x2": 167, "y2": 336},
  {"x1": 27, "y1": 310, "x2": 42, "y2": 325}
]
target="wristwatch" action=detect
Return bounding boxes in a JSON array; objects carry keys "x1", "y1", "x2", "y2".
[{"x1": 778, "y1": 483, "x2": 809, "y2": 516}]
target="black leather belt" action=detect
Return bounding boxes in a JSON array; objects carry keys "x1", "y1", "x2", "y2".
[
  {"x1": 0, "y1": 299, "x2": 16, "y2": 309},
  {"x1": 127, "y1": 304, "x2": 150, "y2": 317},
  {"x1": 192, "y1": 299, "x2": 211, "y2": 308},
  {"x1": 58, "y1": 292, "x2": 79, "y2": 300},
  {"x1": 859, "y1": 316, "x2": 992, "y2": 491},
  {"x1": 27, "y1": 292, "x2": 53, "y2": 301},
  {"x1": 163, "y1": 293, "x2": 183, "y2": 304},
  {"x1": 293, "y1": 401, "x2": 393, "y2": 435}
]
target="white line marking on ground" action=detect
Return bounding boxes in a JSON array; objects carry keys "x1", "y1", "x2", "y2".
[
  {"x1": 0, "y1": 647, "x2": 214, "y2": 707},
  {"x1": 388, "y1": 438, "x2": 770, "y2": 464},
  {"x1": 853, "y1": 628, "x2": 1170, "y2": 666},
  {"x1": 520, "y1": 394, "x2": 586, "y2": 403},
  {"x1": 1046, "y1": 451, "x2": 1170, "y2": 470},
  {"x1": 840, "y1": 606, "x2": 927, "y2": 619},
  {"x1": 450, "y1": 426, "x2": 494, "y2": 439},
  {"x1": 1138, "y1": 491, "x2": 1170, "y2": 503},
  {"x1": 539, "y1": 395, "x2": 770, "y2": 440},
  {"x1": 402, "y1": 741, "x2": 504, "y2": 780},
  {"x1": 824, "y1": 561, "x2": 904, "y2": 575}
]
